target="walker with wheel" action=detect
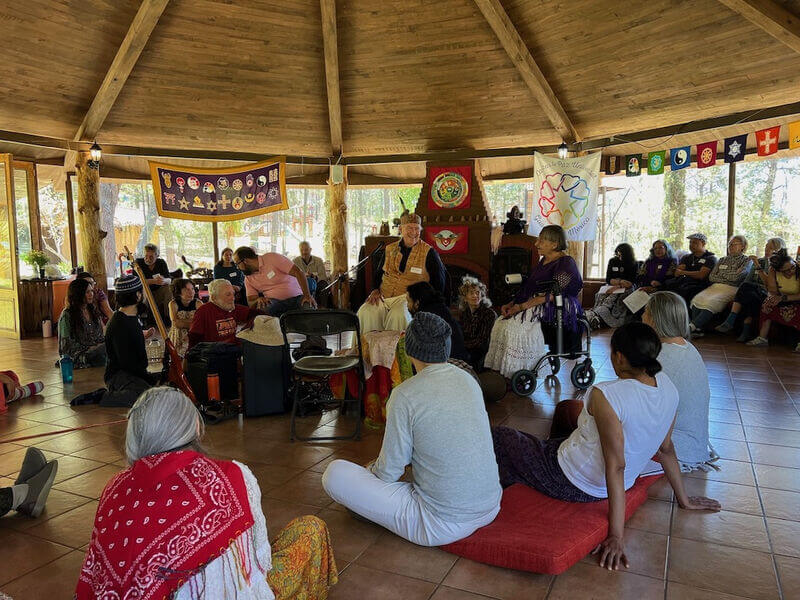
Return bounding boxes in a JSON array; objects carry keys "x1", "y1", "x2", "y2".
[{"x1": 509, "y1": 280, "x2": 596, "y2": 396}]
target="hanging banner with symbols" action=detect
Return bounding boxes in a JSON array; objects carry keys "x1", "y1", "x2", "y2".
[{"x1": 149, "y1": 156, "x2": 288, "y2": 222}]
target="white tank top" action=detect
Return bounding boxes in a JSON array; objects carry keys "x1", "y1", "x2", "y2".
[{"x1": 557, "y1": 373, "x2": 679, "y2": 498}]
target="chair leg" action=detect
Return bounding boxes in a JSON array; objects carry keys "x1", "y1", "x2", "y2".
[{"x1": 289, "y1": 376, "x2": 300, "y2": 442}]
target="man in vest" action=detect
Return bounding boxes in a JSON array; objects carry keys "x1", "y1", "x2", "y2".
[{"x1": 357, "y1": 211, "x2": 446, "y2": 333}]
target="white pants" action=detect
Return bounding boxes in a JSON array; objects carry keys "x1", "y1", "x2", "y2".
[
  {"x1": 321, "y1": 459, "x2": 499, "y2": 547},
  {"x1": 356, "y1": 295, "x2": 411, "y2": 333}
]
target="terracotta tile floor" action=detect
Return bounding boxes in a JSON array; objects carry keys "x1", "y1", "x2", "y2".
[{"x1": 1, "y1": 333, "x2": 799, "y2": 599}]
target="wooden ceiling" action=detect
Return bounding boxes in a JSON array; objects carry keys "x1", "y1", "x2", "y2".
[{"x1": 2, "y1": 0, "x2": 800, "y2": 183}]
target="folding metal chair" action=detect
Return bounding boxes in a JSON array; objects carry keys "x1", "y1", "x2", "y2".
[{"x1": 279, "y1": 309, "x2": 365, "y2": 441}]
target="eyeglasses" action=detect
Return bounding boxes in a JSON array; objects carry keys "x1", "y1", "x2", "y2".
[{"x1": 234, "y1": 259, "x2": 246, "y2": 268}]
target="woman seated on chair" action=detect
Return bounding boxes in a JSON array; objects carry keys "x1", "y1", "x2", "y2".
[
  {"x1": 76, "y1": 387, "x2": 338, "y2": 600},
  {"x1": 406, "y1": 281, "x2": 469, "y2": 361},
  {"x1": 491, "y1": 322, "x2": 721, "y2": 570},
  {"x1": 58, "y1": 278, "x2": 107, "y2": 369},
  {"x1": 457, "y1": 276, "x2": 496, "y2": 371},
  {"x1": 643, "y1": 292, "x2": 718, "y2": 472},
  {"x1": 585, "y1": 243, "x2": 638, "y2": 330},
  {"x1": 746, "y1": 249, "x2": 800, "y2": 351},
  {"x1": 484, "y1": 225, "x2": 582, "y2": 378},
  {"x1": 688, "y1": 235, "x2": 752, "y2": 336},
  {"x1": 635, "y1": 239, "x2": 677, "y2": 293},
  {"x1": 167, "y1": 278, "x2": 202, "y2": 357}
]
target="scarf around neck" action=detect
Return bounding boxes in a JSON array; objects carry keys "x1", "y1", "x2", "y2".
[{"x1": 75, "y1": 450, "x2": 254, "y2": 600}]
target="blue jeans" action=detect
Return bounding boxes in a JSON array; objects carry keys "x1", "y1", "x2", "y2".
[{"x1": 266, "y1": 295, "x2": 307, "y2": 317}]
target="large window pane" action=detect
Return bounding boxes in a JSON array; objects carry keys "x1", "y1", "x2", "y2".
[
  {"x1": 734, "y1": 156, "x2": 800, "y2": 257},
  {"x1": 587, "y1": 166, "x2": 729, "y2": 279},
  {"x1": 13, "y1": 169, "x2": 34, "y2": 278},
  {"x1": 483, "y1": 182, "x2": 531, "y2": 224},
  {"x1": 0, "y1": 163, "x2": 12, "y2": 289},
  {"x1": 36, "y1": 176, "x2": 72, "y2": 274},
  {"x1": 345, "y1": 186, "x2": 421, "y2": 266}
]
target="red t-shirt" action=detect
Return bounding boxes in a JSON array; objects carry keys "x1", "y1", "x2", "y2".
[{"x1": 187, "y1": 302, "x2": 258, "y2": 350}]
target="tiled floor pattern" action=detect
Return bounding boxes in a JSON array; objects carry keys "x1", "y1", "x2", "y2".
[{"x1": 0, "y1": 333, "x2": 798, "y2": 599}]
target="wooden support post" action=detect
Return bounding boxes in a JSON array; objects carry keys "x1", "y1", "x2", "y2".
[
  {"x1": 567, "y1": 241, "x2": 585, "y2": 276},
  {"x1": 212, "y1": 221, "x2": 220, "y2": 264},
  {"x1": 327, "y1": 166, "x2": 349, "y2": 309},
  {"x1": 75, "y1": 153, "x2": 107, "y2": 291},
  {"x1": 65, "y1": 173, "x2": 78, "y2": 269},
  {"x1": 727, "y1": 161, "x2": 737, "y2": 240}
]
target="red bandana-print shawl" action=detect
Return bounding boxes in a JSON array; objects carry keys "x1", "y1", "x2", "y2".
[{"x1": 75, "y1": 450, "x2": 254, "y2": 600}]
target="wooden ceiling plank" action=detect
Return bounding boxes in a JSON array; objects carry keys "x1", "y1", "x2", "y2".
[
  {"x1": 320, "y1": 0, "x2": 343, "y2": 155},
  {"x1": 473, "y1": 0, "x2": 579, "y2": 142},
  {"x1": 718, "y1": 0, "x2": 800, "y2": 54}
]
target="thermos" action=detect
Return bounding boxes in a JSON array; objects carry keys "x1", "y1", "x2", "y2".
[
  {"x1": 207, "y1": 373, "x2": 220, "y2": 403},
  {"x1": 60, "y1": 356, "x2": 74, "y2": 384}
]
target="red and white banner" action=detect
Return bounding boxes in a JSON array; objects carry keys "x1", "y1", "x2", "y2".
[
  {"x1": 425, "y1": 225, "x2": 469, "y2": 254},
  {"x1": 755, "y1": 126, "x2": 780, "y2": 156}
]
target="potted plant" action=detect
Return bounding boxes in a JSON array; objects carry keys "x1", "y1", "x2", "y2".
[{"x1": 22, "y1": 250, "x2": 49, "y2": 279}]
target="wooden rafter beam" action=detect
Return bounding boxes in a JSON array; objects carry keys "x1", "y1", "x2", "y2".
[
  {"x1": 320, "y1": 0, "x2": 343, "y2": 155},
  {"x1": 718, "y1": 0, "x2": 800, "y2": 54},
  {"x1": 61, "y1": 0, "x2": 170, "y2": 179},
  {"x1": 473, "y1": 0, "x2": 579, "y2": 143}
]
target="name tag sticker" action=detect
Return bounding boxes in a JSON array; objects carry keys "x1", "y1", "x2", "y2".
[
  {"x1": 229, "y1": 272, "x2": 237, "y2": 278},
  {"x1": 612, "y1": 266, "x2": 620, "y2": 271},
  {"x1": 410, "y1": 267, "x2": 423, "y2": 274},
  {"x1": 719, "y1": 264, "x2": 728, "y2": 270},
  {"x1": 657, "y1": 265, "x2": 663, "y2": 270},
  {"x1": 267, "y1": 270, "x2": 276, "y2": 279},
  {"x1": 699, "y1": 259, "x2": 705, "y2": 264}
]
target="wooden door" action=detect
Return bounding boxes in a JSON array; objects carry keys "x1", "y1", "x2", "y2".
[{"x1": 0, "y1": 155, "x2": 21, "y2": 338}]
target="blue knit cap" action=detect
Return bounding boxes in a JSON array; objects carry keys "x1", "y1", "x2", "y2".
[{"x1": 405, "y1": 312, "x2": 451, "y2": 363}]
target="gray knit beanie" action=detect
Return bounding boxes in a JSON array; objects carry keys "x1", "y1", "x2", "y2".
[{"x1": 405, "y1": 312, "x2": 451, "y2": 363}]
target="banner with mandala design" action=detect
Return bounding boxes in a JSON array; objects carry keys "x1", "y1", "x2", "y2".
[
  {"x1": 696, "y1": 141, "x2": 718, "y2": 169},
  {"x1": 427, "y1": 166, "x2": 472, "y2": 210},
  {"x1": 149, "y1": 156, "x2": 288, "y2": 222},
  {"x1": 424, "y1": 225, "x2": 469, "y2": 254},
  {"x1": 530, "y1": 151, "x2": 601, "y2": 242}
]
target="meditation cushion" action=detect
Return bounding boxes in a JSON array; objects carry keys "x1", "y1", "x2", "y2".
[{"x1": 441, "y1": 475, "x2": 661, "y2": 574}]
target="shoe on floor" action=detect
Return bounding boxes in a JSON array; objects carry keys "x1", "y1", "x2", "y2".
[
  {"x1": 14, "y1": 447, "x2": 47, "y2": 486},
  {"x1": 746, "y1": 336, "x2": 768, "y2": 347},
  {"x1": 17, "y1": 460, "x2": 58, "y2": 518},
  {"x1": 691, "y1": 330, "x2": 705, "y2": 339},
  {"x1": 715, "y1": 322, "x2": 734, "y2": 334},
  {"x1": 736, "y1": 331, "x2": 752, "y2": 343}
]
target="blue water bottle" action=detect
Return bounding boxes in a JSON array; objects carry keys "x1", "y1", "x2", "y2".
[{"x1": 60, "y1": 356, "x2": 74, "y2": 384}]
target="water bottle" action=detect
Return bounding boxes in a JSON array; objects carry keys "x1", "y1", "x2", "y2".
[{"x1": 60, "y1": 356, "x2": 74, "y2": 384}]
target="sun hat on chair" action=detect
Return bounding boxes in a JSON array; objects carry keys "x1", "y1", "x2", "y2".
[{"x1": 405, "y1": 312, "x2": 451, "y2": 363}]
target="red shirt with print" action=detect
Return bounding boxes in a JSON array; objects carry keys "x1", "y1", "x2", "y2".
[{"x1": 187, "y1": 302, "x2": 260, "y2": 350}]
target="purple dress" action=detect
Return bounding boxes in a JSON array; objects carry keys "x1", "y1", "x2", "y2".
[
  {"x1": 513, "y1": 255, "x2": 584, "y2": 332},
  {"x1": 636, "y1": 257, "x2": 676, "y2": 287}
]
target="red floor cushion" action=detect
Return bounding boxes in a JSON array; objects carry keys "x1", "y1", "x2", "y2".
[{"x1": 441, "y1": 475, "x2": 661, "y2": 575}]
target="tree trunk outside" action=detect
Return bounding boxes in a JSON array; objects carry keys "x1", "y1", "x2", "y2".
[
  {"x1": 100, "y1": 183, "x2": 120, "y2": 279},
  {"x1": 663, "y1": 169, "x2": 687, "y2": 250}
]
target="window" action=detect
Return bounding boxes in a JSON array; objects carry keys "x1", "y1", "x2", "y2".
[
  {"x1": 587, "y1": 165, "x2": 730, "y2": 279},
  {"x1": 483, "y1": 182, "x2": 532, "y2": 225},
  {"x1": 734, "y1": 156, "x2": 800, "y2": 257},
  {"x1": 36, "y1": 181, "x2": 72, "y2": 275}
]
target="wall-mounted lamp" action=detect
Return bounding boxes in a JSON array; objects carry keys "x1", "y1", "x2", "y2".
[
  {"x1": 558, "y1": 142, "x2": 569, "y2": 159},
  {"x1": 88, "y1": 141, "x2": 102, "y2": 169}
]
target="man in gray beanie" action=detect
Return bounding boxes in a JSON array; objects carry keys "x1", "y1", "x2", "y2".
[{"x1": 322, "y1": 312, "x2": 501, "y2": 546}]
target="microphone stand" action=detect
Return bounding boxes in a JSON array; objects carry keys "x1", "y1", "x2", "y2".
[{"x1": 323, "y1": 242, "x2": 385, "y2": 309}]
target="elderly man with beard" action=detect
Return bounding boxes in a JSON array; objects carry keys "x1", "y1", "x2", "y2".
[
  {"x1": 187, "y1": 279, "x2": 262, "y2": 351},
  {"x1": 357, "y1": 211, "x2": 446, "y2": 333}
]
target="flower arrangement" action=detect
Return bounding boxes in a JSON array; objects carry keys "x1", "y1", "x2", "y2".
[{"x1": 22, "y1": 250, "x2": 49, "y2": 269}]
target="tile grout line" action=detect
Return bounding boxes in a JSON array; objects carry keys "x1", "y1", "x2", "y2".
[{"x1": 729, "y1": 349, "x2": 785, "y2": 600}]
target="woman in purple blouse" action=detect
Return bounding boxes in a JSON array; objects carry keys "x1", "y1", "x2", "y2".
[
  {"x1": 484, "y1": 225, "x2": 583, "y2": 378},
  {"x1": 636, "y1": 240, "x2": 677, "y2": 293}
]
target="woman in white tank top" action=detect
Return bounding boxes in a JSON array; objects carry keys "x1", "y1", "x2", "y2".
[{"x1": 492, "y1": 322, "x2": 721, "y2": 571}]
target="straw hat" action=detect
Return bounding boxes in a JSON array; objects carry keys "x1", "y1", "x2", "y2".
[{"x1": 236, "y1": 315, "x2": 284, "y2": 346}]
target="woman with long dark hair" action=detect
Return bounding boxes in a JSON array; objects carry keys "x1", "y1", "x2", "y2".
[
  {"x1": 492, "y1": 322, "x2": 720, "y2": 569},
  {"x1": 585, "y1": 243, "x2": 638, "y2": 329},
  {"x1": 406, "y1": 281, "x2": 469, "y2": 361},
  {"x1": 167, "y1": 278, "x2": 202, "y2": 357},
  {"x1": 57, "y1": 278, "x2": 106, "y2": 368},
  {"x1": 213, "y1": 246, "x2": 245, "y2": 302}
]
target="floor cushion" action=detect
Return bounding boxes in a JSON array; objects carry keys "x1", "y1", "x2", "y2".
[{"x1": 441, "y1": 475, "x2": 661, "y2": 574}]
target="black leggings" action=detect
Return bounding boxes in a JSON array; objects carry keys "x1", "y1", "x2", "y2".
[
  {"x1": 0, "y1": 487, "x2": 13, "y2": 517},
  {"x1": 734, "y1": 282, "x2": 767, "y2": 322}
]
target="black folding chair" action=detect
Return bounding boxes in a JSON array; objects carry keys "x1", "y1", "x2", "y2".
[{"x1": 279, "y1": 309, "x2": 364, "y2": 441}]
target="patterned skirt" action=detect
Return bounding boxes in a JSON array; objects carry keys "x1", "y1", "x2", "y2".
[
  {"x1": 483, "y1": 312, "x2": 547, "y2": 378},
  {"x1": 268, "y1": 515, "x2": 339, "y2": 600},
  {"x1": 760, "y1": 300, "x2": 800, "y2": 331}
]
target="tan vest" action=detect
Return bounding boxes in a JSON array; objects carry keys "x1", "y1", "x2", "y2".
[{"x1": 380, "y1": 240, "x2": 432, "y2": 298}]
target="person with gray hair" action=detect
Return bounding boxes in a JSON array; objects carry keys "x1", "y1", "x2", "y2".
[
  {"x1": 76, "y1": 387, "x2": 339, "y2": 600},
  {"x1": 134, "y1": 242, "x2": 174, "y2": 325},
  {"x1": 323, "y1": 311, "x2": 502, "y2": 547},
  {"x1": 643, "y1": 292, "x2": 717, "y2": 472},
  {"x1": 715, "y1": 236, "x2": 786, "y2": 342},
  {"x1": 688, "y1": 234, "x2": 753, "y2": 336},
  {"x1": 187, "y1": 278, "x2": 261, "y2": 351}
]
